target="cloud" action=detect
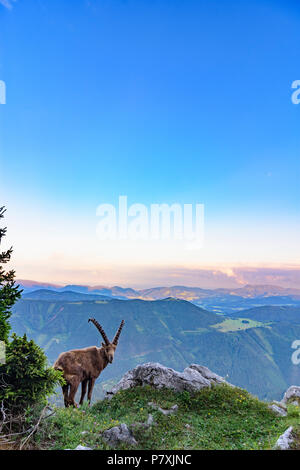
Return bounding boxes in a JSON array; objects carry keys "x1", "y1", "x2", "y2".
[{"x1": 0, "y1": 0, "x2": 16, "y2": 10}]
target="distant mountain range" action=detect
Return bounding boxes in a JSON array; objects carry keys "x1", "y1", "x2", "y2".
[
  {"x1": 17, "y1": 280, "x2": 300, "y2": 314},
  {"x1": 23, "y1": 289, "x2": 112, "y2": 302},
  {"x1": 11, "y1": 294, "x2": 300, "y2": 401}
]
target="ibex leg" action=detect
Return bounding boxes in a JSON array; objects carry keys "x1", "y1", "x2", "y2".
[
  {"x1": 79, "y1": 379, "x2": 88, "y2": 405},
  {"x1": 87, "y1": 378, "x2": 96, "y2": 406},
  {"x1": 68, "y1": 376, "x2": 80, "y2": 407},
  {"x1": 62, "y1": 383, "x2": 70, "y2": 408}
]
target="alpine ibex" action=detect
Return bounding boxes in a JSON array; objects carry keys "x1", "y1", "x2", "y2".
[{"x1": 54, "y1": 318, "x2": 124, "y2": 407}]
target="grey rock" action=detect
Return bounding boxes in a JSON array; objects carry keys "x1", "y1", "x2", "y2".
[
  {"x1": 274, "y1": 426, "x2": 295, "y2": 450},
  {"x1": 146, "y1": 414, "x2": 155, "y2": 426},
  {"x1": 106, "y1": 362, "x2": 229, "y2": 398},
  {"x1": 272, "y1": 400, "x2": 286, "y2": 407},
  {"x1": 64, "y1": 445, "x2": 93, "y2": 450},
  {"x1": 130, "y1": 414, "x2": 157, "y2": 431},
  {"x1": 188, "y1": 364, "x2": 226, "y2": 384},
  {"x1": 148, "y1": 401, "x2": 178, "y2": 415},
  {"x1": 102, "y1": 423, "x2": 137, "y2": 447},
  {"x1": 268, "y1": 404, "x2": 287, "y2": 417},
  {"x1": 281, "y1": 386, "x2": 300, "y2": 405}
]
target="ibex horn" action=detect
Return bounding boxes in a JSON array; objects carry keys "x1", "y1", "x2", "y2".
[
  {"x1": 112, "y1": 320, "x2": 125, "y2": 345},
  {"x1": 88, "y1": 318, "x2": 110, "y2": 345}
]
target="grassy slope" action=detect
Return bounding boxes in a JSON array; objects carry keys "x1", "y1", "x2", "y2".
[{"x1": 35, "y1": 384, "x2": 300, "y2": 450}]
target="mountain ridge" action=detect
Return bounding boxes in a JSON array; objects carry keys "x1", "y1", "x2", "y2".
[
  {"x1": 17, "y1": 279, "x2": 300, "y2": 297},
  {"x1": 16, "y1": 280, "x2": 300, "y2": 314}
]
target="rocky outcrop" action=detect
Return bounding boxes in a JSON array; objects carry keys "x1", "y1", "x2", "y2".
[
  {"x1": 106, "y1": 362, "x2": 229, "y2": 398},
  {"x1": 102, "y1": 423, "x2": 138, "y2": 447},
  {"x1": 188, "y1": 364, "x2": 228, "y2": 384},
  {"x1": 281, "y1": 386, "x2": 300, "y2": 406},
  {"x1": 274, "y1": 427, "x2": 295, "y2": 450},
  {"x1": 268, "y1": 402, "x2": 287, "y2": 417}
]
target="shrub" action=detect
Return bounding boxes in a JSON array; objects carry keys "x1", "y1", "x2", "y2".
[{"x1": 0, "y1": 333, "x2": 64, "y2": 410}]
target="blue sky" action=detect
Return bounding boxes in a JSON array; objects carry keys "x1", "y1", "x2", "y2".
[{"x1": 0, "y1": 0, "x2": 300, "y2": 287}]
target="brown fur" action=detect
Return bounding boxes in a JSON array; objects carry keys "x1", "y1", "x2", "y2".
[{"x1": 54, "y1": 320, "x2": 124, "y2": 407}]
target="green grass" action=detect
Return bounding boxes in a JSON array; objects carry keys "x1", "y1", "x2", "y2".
[
  {"x1": 34, "y1": 384, "x2": 300, "y2": 450},
  {"x1": 211, "y1": 318, "x2": 265, "y2": 332}
]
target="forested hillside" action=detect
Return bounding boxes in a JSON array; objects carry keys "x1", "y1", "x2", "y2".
[{"x1": 11, "y1": 297, "x2": 300, "y2": 401}]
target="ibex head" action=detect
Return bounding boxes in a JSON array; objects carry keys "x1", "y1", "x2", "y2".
[{"x1": 88, "y1": 318, "x2": 125, "y2": 363}]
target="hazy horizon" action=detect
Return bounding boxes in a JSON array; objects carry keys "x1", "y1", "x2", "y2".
[{"x1": 15, "y1": 264, "x2": 300, "y2": 290}]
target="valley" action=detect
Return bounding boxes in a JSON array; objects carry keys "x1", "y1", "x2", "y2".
[{"x1": 11, "y1": 293, "x2": 300, "y2": 402}]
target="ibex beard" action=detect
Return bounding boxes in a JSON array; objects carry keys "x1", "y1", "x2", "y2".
[{"x1": 54, "y1": 318, "x2": 125, "y2": 407}]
